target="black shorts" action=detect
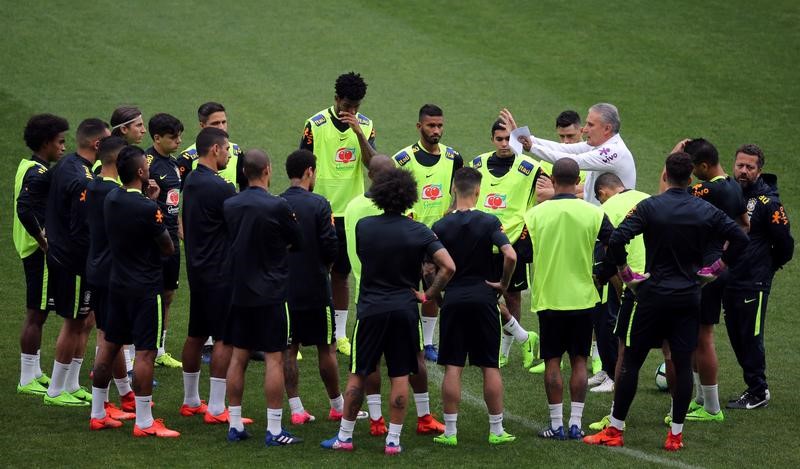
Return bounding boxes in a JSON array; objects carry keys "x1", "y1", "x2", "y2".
[
  {"x1": 288, "y1": 304, "x2": 335, "y2": 346},
  {"x1": 626, "y1": 290, "x2": 701, "y2": 353},
  {"x1": 537, "y1": 308, "x2": 594, "y2": 359},
  {"x1": 438, "y1": 301, "x2": 501, "y2": 368},
  {"x1": 614, "y1": 288, "x2": 636, "y2": 340},
  {"x1": 162, "y1": 249, "x2": 180, "y2": 291},
  {"x1": 188, "y1": 282, "x2": 231, "y2": 341},
  {"x1": 331, "y1": 217, "x2": 350, "y2": 275},
  {"x1": 105, "y1": 290, "x2": 165, "y2": 350},
  {"x1": 699, "y1": 270, "x2": 728, "y2": 325},
  {"x1": 350, "y1": 309, "x2": 420, "y2": 378},
  {"x1": 48, "y1": 258, "x2": 91, "y2": 319},
  {"x1": 91, "y1": 286, "x2": 109, "y2": 332},
  {"x1": 22, "y1": 249, "x2": 53, "y2": 311},
  {"x1": 492, "y1": 246, "x2": 528, "y2": 292},
  {"x1": 225, "y1": 303, "x2": 289, "y2": 353}
]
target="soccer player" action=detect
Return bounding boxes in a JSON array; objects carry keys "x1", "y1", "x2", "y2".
[
  {"x1": 280, "y1": 149, "x2": 348, "y2": 424},
  {"x1": 145, "y1": 113, "x2": 185, "y2": 369},
  {"x1": 469, "y1": 120, "x2": 540, "y2": 369},
  {"x1": 14, "y1": 113, "x2": 68, "y2": 395},
  {"x1": 724, "y1": 144, "x2": 793, "y2": 410},
  {"x1": 501, "y1": 103, "x2": 636, "y2": 206},
  {"x1": 223, "y1": 149, "x2": 303, "y2": 445},
  {"x1": 89, "y1": 146, "x2": 178, "y2": 436},
  {"x1": 300, "y1": 71, "x2": 376, "y2": 356},
  {"x1": 584, "y1": 152, "x2": 748, "y2": 451},
  {"x1": 44, "y1": 118, "x2": 109, "y2": 406},
  {"x1": 392, "y1": 104, "x2": 463, "y2": 362},
  {"x1": 110, "y1": 106, "x2": 146, "y2": 145},
  {"x1": 85, "y1": 136, "x2": 136, "y2": 420},
  {"x1": 321, "y1": 167, "x2": 455, "y2": 455},
  {"x1": 524, "y1": 158, "x2": 614, "y2": 440},
  {"x1": 431, "y1": 167, "x2": 517, "y2": 446},
  {"x1": 177, "y1": 102, "x2": 246, "y2": 189}
]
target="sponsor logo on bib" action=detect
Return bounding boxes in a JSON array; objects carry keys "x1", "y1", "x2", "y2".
[
  {"x1": 484, "y1": 193, "x2": 507, "y2": 209},
  {"x1": 335, "y1": 147, "x2": 356, "y2": 164},
  {"x1": 421, "y1": 184, "x2": 443, "y2": 201}
]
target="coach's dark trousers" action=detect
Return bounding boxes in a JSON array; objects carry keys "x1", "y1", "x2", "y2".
[
  {"x1": 592, "y1": 293, "x2": 619, "y2": 376},
  {"x1": 723, "y1": 288, "x2": 770, "y2": 397}
]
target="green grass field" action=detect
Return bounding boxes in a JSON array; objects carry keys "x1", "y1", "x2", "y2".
[{"x1": 1, "y1": 1, "x2": 798, "y2": 467}]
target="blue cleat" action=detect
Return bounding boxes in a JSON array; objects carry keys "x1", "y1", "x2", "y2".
[
  {"x1": 320, "y1": 435, "x2": 354, "y2": 451},
  {"x1": 568, "y1": 425, "x2": 585, "y2": 440},
  {"x1": 424, "y1": 344, "x2": 439, "y2": 362},
  {"x1": 227, "y1": 427, "x2": 251, "y2": 442},
  {"x1": 538, "y1": 425, "x2": 566, "y2": 440},
  {"x1": 265, "y1": 429, "x2": 302, "y2": 446}
]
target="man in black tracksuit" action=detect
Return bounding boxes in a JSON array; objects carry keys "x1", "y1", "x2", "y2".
[{"x1": 724, "y1": 144, "x2": 794, "y2": 410}]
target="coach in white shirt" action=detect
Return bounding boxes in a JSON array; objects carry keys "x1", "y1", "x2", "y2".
[{"x1": 501, "y1": 103, "x2": 636, "y2": 206}]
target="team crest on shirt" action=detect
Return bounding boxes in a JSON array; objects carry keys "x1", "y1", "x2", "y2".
[
  {"x1": 421, "y1": 184, "x2": 443, "y2": 201},
  {"x1": 335, "y1": 147, "x2": 356, "y2": 165},
  {"x1": 166, "y1": 189, "x2": 180, "y2": 214},
  {"x1": 312, "y1": 114, "x2": 327, "y2": 126},
  {"x1": 471, "y1": 156, "x2": 483, "y2": 169},
  {"x1": 146, "y1": 154, "x2": 154, "y2": 166},
  {"x1": 517, "y1": 160, "x2": 534, "y2": 176},
  {"x1": 394, "y1": 151, "x2": 411, "y2": 166},
  {"x1": 746, "y1": 198, "x2": 756, "y2": 215},
  {"x1": 484, "y1": 193, "x2": 507, "y2": 209}
]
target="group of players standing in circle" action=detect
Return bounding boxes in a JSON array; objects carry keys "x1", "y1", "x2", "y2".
[{"x1": 12, "y1": 71, "x2": 793, "y2": 454}]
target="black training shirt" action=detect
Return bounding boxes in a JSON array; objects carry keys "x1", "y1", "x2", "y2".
[
  {"x1": 224, "y1": 186, "x2": 303, "y2": 307},
  {"x1": 85, "y1": 177, "x2": 121, "y2": 288},
  {"x1": 689, "y1": 176, "x2": 746, "y2": 263},
  {"x1": 146, "y1": 147, "x2": 181, "y2": 238},
  {"x1": 16, "y1": 155, "x2": 51, "y2": 241},
  {"x1": 356, "y1": 213, "x2": 444, "y2": 318}
]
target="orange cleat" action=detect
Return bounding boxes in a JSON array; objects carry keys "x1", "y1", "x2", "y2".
[
  {"x1": 90, "y1": 415, "x2": 123, "y2": 430},
  {"x1": 664, "y1": 431, "x2": 684, "y2": 451},
  {"x1": 583, "y1": 425, "x2": 624, "y2": 447},
  {"x1": 417, "y1": 414, "x2": 445, "y2": 434},
  {"x1": 133, "y1": 419, "x2": 180, "y2": 438},
  {"x1": 179, "y1": 401, "x2": 207, "y2": 417},
  {"x1": 203, "y1": 409, "x2": 253, "y2": 425},
  {"x1": 370, "y1": 416, "x2": 388, "y2": 436},
  {"x1": 105, "y1": 402, "x2": 135, "y2": 421},
  {"x1": 120, "y1": 391, "x2": 153, "y2": 413},
  {"x1": 328, "y1": 408, "x2": 344, "y2": 421},
  {"x1": 290, "y1": 410, "x2": 315, "y2": 425}
]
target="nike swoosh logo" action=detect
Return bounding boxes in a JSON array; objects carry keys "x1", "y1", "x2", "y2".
[
  {"x1": 514, "y1": 281, "x2": 525, "y2": 288},
  {"x1": 490, "y1": 182, "x2": 500, "y2": 186},
  {"x1": 159, "y1": 175, "x2": 167, "y2": 180},
  {"x1": 745, "y1": 401, "x2": 765, "y2": 409},
  {"x1": 425, "y1": 173, "x2": 435, "y2": 178},
  {"x1": 593, "y1": 262, "x2": 603, "y2": 266},
  {"x1": 339, "y1": 136, "x2": 347, "y2": 141},
  {"x1": 744, "y1": 298, "x2": 757, "y2": 304}
]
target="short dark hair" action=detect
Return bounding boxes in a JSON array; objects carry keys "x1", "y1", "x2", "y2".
[
  {"x1": 76, "y1": 118, "x2": 110, "y2": 148},
  {"x1": 551, "y1": 158, "x2": 580, "y2": 185},
  {"x1": 370, "y1": 168, "x2": 418, "y2": 214},
  {"x1": 148, "y1": 113, "x2": 184, "y2": 138},
  {"x1": 593, "y1": 172, "x2": 624, "y2": 199},
  {"x1": 285, "y1": 149, "x2": 316, "y2": 179},
  {"x1": 452, "y1": 167, "x2": 482, "y2": 195},
  {"x1": 197, "y1": 102, "x2": 226, "y2": 123},
  {"x1": 110, "y1": 106, "x2": 142, "y2": 136},
  {"x1": 419, "y1": 104, "x2": 443, "y2": 121},
  {"x1": 491, "y1": 119, "x2": 506, "y2": 137},
  {"x1": 665, "y1": 152, "x2": 694, "y2": 185},
  {"x1": 97, "y1": 136, "x2": 127, "y2": 166},
  {"x1": 196, "y1": 127, "x2": 229, "y2": 157},
  {"x1": 23, "y1": 113, "x2": 69, "y2": 152},
  {"x1": 335, "y1": 72, "x2": 367, "y2": 101},
  {"x1": 684, "y1": 138, "x2": 719, "y2": 166},
  {"x1": 556, "y1": 110, "x2": 581, "y2": 129},
  {"x1": 117, "y1": 145, "x2": 145, "y2": 184},
  {"x1": 243, "y1": 149, "x2": 271, "y2": 180},
  {"x1": 735, "y1": 143, "x2": 765, "y2": 168}
]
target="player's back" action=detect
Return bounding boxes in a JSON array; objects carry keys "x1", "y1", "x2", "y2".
[{"x1": 85, "y1": 177, "x2": 120, "y2": 287}]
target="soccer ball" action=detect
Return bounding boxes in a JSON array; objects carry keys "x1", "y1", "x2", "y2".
[{"x1": 655, "y1": 362, "x2": 668, "y2": 391}]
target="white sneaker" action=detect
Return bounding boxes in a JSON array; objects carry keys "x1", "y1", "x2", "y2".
[
  {"x1": 587, "y1": 370, "x2": 608, "y2": 387},
  {"x1": 590, "y1": 376, "x2": 615, "y2": 393}
]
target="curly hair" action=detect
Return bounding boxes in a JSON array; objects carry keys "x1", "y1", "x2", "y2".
[
  {"x1": 23, "y1": 113, "x2": 69, "y2": 152},
  {"x1": 370, "y1": 168, "x2": 418, "y2": 214},
  {"x1": 335, "y1": 72, "x2": 367, "y2": 101}
]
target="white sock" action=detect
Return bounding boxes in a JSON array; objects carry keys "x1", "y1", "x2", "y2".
[
  {"x1": 414, "y1": 392, "x2": 430, "y2": 417},
  {"x1": 47, "y1": 360, "x2": 71, "y2": 397},
  {"x1": 671, "y1": 422, "x2": 684, "y2": 435},
  {"x1": 386, "y1": 423, "x2": 402, "y2": 446},
  {"x1": 421, "y1": 316, "x2": 437, "y2": 346},
  {"x1": 114, "y1": 377, "x2": 132, "y2": 397},
  {"x1": 65, "y1": 358, "x2": 83, "y2": 393},
  {"x1": 610, "y1": 415, "x2": 625, "y2": 431},
  {"x1": 500, "y1": 333, "x2": 514, "y2": 358},
  {"x1": 124, "y1": 346, "x2": 133, "y2": 373},
  {"x1": 334, "y1": 310, "x2": 348, "y2": 340},
  {"x1": 489, "y1": 413, "x2": 504, "y2": 435},
  {"x1": 338, "y1": 418, "x2": 356, "y2": 441},
  {"x1": 229, "y1": 405, "x2": 244, "y2": 431},
  {"x1": 20, "y1": 353, "x2": 38, "y2": 385},
  {"x1": 503, "y1": 317, "x2": 529, "y2": 343},
  {"x1": 182, "y1": 371, "x2": 201, "y2": 407},
  {"x1": 91, "y1": 386, "x2": 108, "y2": 419},
  {"x1": 367, "y1": 394, "x2": 382, "y2": 420},
  {"x1": 289, "y1": 397, "x2": 305, "y2": 415},
  {"x1": 569, "y1": 401, "x2": 585, "y2": 428},
  {"x1": 208, "y1": 377, "x2": 227, "y2": 416},
  {"x1": 35, "y1": 350, "x2": 43, "y2": 377},
  {"x1": 693, "y1": 372, "x2": 704, "y2": 404},
  {"x1": 135, "y1": 395, "x2": 154, "y2": 429},
  {"x1": 443, "y1": 412, "x2": 457, "y2": 437},
  {"x1": 330, "y1": 394, "x2": 344, "y2": 412},
  {"x1": 548, "y1": 403, "x2": 563, "y2": 429},
  {"x1": 267, "y1": 408, "x2": 282, "y2": 435},
  {"x1": 702, "y1": 384, "x2": 721, "y2": 414}
]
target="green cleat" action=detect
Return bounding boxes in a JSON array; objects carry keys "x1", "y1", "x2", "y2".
[
  {"x1": 17, "y1": 380, "x2": 49, "y2": 396},
  {"x1": 154, "y1": 352, "x2": 183, "y2": 368},
  {"x1": 686, "y1": 407, "x2": 724, "y2": 422},
  {"x1": 499, "y1": 354, "x2": 508, "y2": 368},
  {"x1": 664, "y1": 415, "x2": 672, "y2": 426},
  {"x1": 35, "y1": 374, "x2": 51, "y2": 387},
  {"x1": 433, "y1": 434, "x2": 458, "y2": 446},
  {"x1": 70, "y1": 386, "x2": 92, "y2": 402},
  {"x1": 688, "y1": 400, "x2": 703, "y2": 413},
  {"x1": 529, "y1": 358, "x2": 563, "y2": 374},
  {"x1": 336, "y1": 337, "x2": 351, "y2": 356},
  {"x1": 588, "y1": 415, "x2": 625, "y2": 431},
  {"x1": 44, "y1": 391, "x2": 90, "y2": 407},
  {"x1": 489, "y1": 431, "x2": 516, "y2": 445},
  {"x1": 519, "y1": 332, "x2": 538, "y2": 369}
]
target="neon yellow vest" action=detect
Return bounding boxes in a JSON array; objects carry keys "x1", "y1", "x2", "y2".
[
  {"x1": 13, "y1": 159, "x2": 46, "y2": 258},
  {"x1": 308, "y1": 108, "x2": 374, "y2": 216},
  {"x1": 344, "y1": 193, "x2": 381, "y2": 300},
  {"x1": 602, "y1": 189, "x2": 649, "y2": 273},
  {"x1": 469, "y1": 152, "x2": 539, "y2": 244},
  {"x1": 393, "y1": 142, "x2": 457, "y2": 227},
  {"x1": 525, "y1": 198, "x2": 603, "y2": 312},
  {"x1": 184, "y1": 142, "x2": 242, "y2": 187}
]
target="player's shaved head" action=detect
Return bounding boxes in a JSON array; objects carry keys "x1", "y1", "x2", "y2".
[
  {"x1": 594, "y1": 172, "x2": 624, "y2": 193},
  {"x1": 453, "y1": 167, "x2": 482, "y2": 196},
  {"x1": 367, "y1": 154, "x2": 394, "y2": 181},
  {"x1": 97, "y1": 136, "x2": 127, "y2": 166},
  {"x1": 665, "y1": 152, "x2": 694, "y2": 186},
  {"x1": 551, "y1": 158, "x2": 580, "y2": 185},
  {"x1": 76, "y1": 118, "x2": 110, "y2": 148},
  {"x1": 243, "y1": 148, "x2": 271, "y2": 181}
]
